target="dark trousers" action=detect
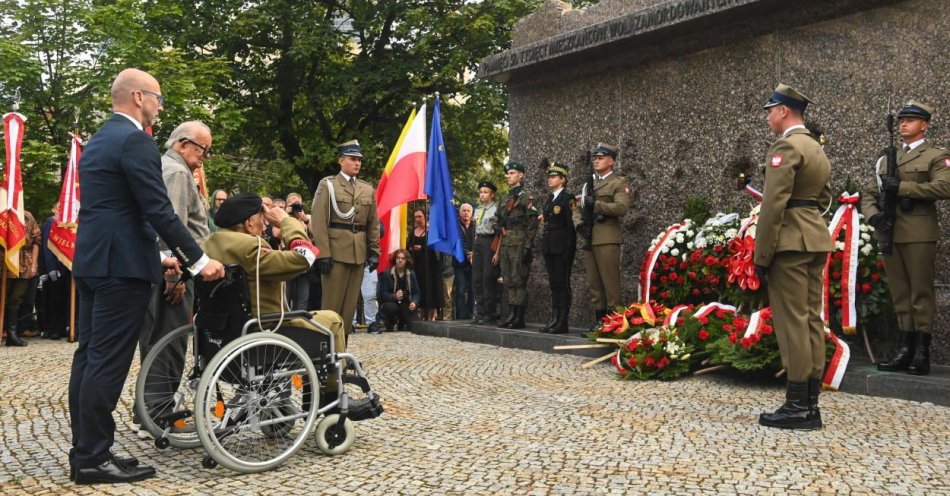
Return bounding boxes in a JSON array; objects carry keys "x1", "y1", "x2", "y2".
[
  {"x1": 3, "y1": 278, "x2": 30, "y2": 330},
  {"x1": 453, "y1": 265, "x2": 474, "y2": 319},
  {"x1": 544, "y1": 251, "x2": 573, "y2": 309},
  {"x1": 472, "y1": 236, "x2": 499, "y2": 318},
  {"x1": 69, "y1": 277, "x2": 152, "y2": 468},
  {"x1": 41, "y1": 276, "x2": 71, "y2": 335},
  {"x1": 286, "y1": 274, "x2": 310, "y2": 311},
  {"x1": 18, "y1": 276, "x2": 39, "y2": 330},
  {"x1": 380, "y1": 301, "x2": 415, "y2": 330}
]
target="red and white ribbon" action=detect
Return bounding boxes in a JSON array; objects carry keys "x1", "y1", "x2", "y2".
[
  {"x1": 743, "y1": 184, "x2": 763, "y2": 199},
  {"x1": 743, "y1": 307, "x2": 769, "y2": 338},
  {"x1": 822, "y1": 328, "x2": 851, "y2": 390},
  {"x1": 639, "y1": 221, "x2": 689, "y2": 302},
  {"x1": 663, "y1": 304, "x2": 691, "y2": 327},
  {"x1": 693, "y1": 302, "x2": 737, "y2": 320},
  {"x1": 822, "y1": 192, "x2": 860, "y2": 333}
]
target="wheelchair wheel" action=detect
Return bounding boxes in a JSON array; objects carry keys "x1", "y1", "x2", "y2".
[
  {"x1": 311, "y1": 414, "x2": 355, "y2": 456},
  {"x1": 134, "y1": 324, "x2": 202, "y2": 448},
  {"x1": 194, "y1": 332, "x2": 320, "y2": 473}
]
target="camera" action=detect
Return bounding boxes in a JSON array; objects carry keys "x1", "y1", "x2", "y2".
[{"x1": 290, "y1": 203, "x2": 304, "y2": 214}]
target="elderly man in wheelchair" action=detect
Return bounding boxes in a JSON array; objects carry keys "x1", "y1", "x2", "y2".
[{"x1": 134, "y1": 193, "x2": 382, "y2": 473}]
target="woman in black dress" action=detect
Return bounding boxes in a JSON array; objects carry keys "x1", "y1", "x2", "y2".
[{"x1": 408, "y1": 207, "x2": 442, "y2": 320}]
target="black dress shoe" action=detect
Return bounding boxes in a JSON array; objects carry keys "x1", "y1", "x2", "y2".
[{"x1": 75, "y1": 457, "x2": 156, "y2": 484}]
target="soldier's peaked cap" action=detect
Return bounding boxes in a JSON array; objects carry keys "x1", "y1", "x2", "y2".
[
  {"x1": 214, "y1": 192, "x2": 263, "y2": 227},
  {"x1": 897, "y1": 100, "x2": 933, "y2": 121},
  {"x1": 591, "y1": 143, "x2": 619, "y2": 159},
  {"x1": 337, "y1": 139, "x2": 363, "y2": 157},
  {"x1": 763, "y1": 84, "x2": 813, "y2": 113},
  {"x1": 504, "y1": 162, "x2": 525, "y2": 173},
  {"x1": 546, "y1": 161, "x2": 570, "y2": 177}
]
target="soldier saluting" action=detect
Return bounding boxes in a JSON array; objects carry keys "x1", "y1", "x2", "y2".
[
  {"x1": 573, "y1": 143, "x2": 631, "y2": 329},
  {"x1": 862, "y1": 101, "x2": 950, "y2": 376},
  {"x1": 754, "y1": 84, "x2": 833, "y2": 430},
  {"x1": 310, "y1": 140, "x2": 381, "y2": 336},
  {"x1": 493, "y1": 162, "x2": 538, "y2": 329},
  {"x1": 539, "y1": 161, "x2": 576, "y2": 334}
]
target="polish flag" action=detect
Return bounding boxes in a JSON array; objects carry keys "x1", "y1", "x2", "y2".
[
  {"x1": 0, "y1": 112, "x2": 27, "y2": 276},
  {"x1": 49, "y1": 132, "x2": 82, "y2": 269}
]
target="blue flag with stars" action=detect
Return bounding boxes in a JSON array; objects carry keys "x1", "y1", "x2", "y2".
[{"x1": 424, "y1": 96, "x2": 465, "y2": 262}]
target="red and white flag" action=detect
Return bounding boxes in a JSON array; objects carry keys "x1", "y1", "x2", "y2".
[
  {"x1": 49, "y1": 132, "x2": 82, "y2": 269},
  {"x1": 0, "y1": 112, "x2": 27, "y2": 276}
]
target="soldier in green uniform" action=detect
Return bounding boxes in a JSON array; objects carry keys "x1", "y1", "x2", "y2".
[
  {"x1": 863, "y1": 101, "x2": 950, "y2": 376},
  {"x1": 754, "y1": 84, "x2": 833, "y2": 430},
  {"x1": 202, "y1": 193, "x2": 347, "y2": 360},
  {"x1": 573, "y1": 143, "x2": 631, "y2": 328},
  {"x1": 310, "y1": 140, "x2": 381, "y2": 335},
  {"x1": 492, "y1": 162, "x2": 538, "y2": 329}
]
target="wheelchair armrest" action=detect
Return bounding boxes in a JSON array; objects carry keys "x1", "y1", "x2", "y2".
[{"x1": 255, "y1": 311, "x2": 313, "y2": 323}]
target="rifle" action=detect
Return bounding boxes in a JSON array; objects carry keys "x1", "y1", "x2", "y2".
[
  {"x1": 875, "y1": 112, "x2": 898, "y2": 255},
  {"x1": 491, "y1": 193, "x2": 517, "y2": 256},
  {"x1": 580, "y1": 149, "x2": 594, "y2": 250}
]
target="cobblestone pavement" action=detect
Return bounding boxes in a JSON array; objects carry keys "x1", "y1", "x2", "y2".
[{"x1": 1, "y1": 333, "x2": 948, "y2": 495}]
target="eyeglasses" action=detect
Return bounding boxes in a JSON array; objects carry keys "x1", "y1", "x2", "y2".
[
  {"x1": 214, "y1": 197, "x2": 227, "y2": 202},
  {"x1": 136, "y1": 89, "x2": 165, "y2": 107},
  {"x1": 180, "y1": 137, "x2": 213, "y2": 158}
]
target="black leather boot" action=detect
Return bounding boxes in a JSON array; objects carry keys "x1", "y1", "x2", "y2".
[
  {"x1": 758, "y1": 381, "x2": 820, "y2": 430},
  {"x1": 589, "y1": 309, "x2": 607, "y2": 331},
  {"x1": 539, "y1": 306, "x2": 558, "y2": 333},
  {"x1": 807, "y1": 378, "x2": 822, "y2": 427},
  {"x1": 498, "y1": 306, "x2": 517, "y2": 328},
  {"x1": 5, "y1": 327, "x2": 27, "y2": 347},
  {"x1": 549, "y1": 307, "x2": 569, "y2": 334},
  {"x1": 877, "y1": 330, "x2": 916, "y2": 371},
  {"x1": 508, "y1": 305, "x2": 525, "y2": 329},
  {"x1": 907, "y1": 332, "x2": 931, "y2": 376}
]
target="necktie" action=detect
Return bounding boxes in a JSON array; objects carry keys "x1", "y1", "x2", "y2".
[{"x1": 903, "y1": 145, "x2": 911, "y2": 153}]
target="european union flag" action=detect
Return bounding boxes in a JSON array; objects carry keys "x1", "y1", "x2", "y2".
[{"x1": 424, "y1": 96, "x2": 465, "y2": 262}]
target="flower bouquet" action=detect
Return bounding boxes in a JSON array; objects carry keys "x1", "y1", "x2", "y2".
[
  {"x1": 610, "y1": 326, "x2": 694, "y2": 380},
  {"x1": 590, "y1": 301, "x2": 671, "y2": 341},
  {"x1": 640, "y1": 220, "x2": 695, "y2": 304},
  {"x1": 706, "y1": 307, "x2": 782, "y2": 372}
]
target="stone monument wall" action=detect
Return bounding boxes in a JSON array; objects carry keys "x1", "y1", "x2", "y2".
[{"x1": 480, "y1": 0, "x2": 950, "y2": 363}]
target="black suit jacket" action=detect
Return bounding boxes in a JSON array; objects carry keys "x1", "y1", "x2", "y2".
[
  {"x1": 73, "y1": 114, "x2": 204, "y2": 283},
  {"x1": 541, "y1": 190, "x2": 577, "y2": 256}
]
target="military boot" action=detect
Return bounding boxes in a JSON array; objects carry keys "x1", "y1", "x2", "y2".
[
  {"x1": 4, "y1": 326, "x2": 27, "y2": 347},
  {"x1": 758, "y1": 381, "x2": 820, "y2": 430},
  {"x1": 539, "y1": 306, "x2": 558, "y2": 333},
  {"x1": 877, "y1": 331, "x2": 916, "y2": 371},
  {"x1": 907, "y1": 332, "x2": 931, "y2": 376},
  {"x1": 807, "y1": 378, "x2": 822, "y2": 427},
  {"x1": 498, "y1": 306, "x2": 517, "y2": 328},
  {"x1": 508, "y1": 306, "x2": 526, "y2": 329},
  {"x1": 589, "y1": 309, "x2": 607, "y2": 331},
  {"x1": 549, "y1": 307, "x2": 569, "y2": 334}
]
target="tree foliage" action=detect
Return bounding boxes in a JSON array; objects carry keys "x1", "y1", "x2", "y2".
[{"x1": 1, "y1": 0, "x2": 597, "y2": 213}]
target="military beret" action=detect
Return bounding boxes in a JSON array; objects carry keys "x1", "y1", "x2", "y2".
[
  {"x1": 546, "y1": 161, "x2": 570, "y2": 177},
  {"x1": 897, "y1": 100, "x2": 933, "y2": 121},
  {"x1": 592, "y1": 142, "x2": 619, "y2": 159},
  {"x1": 337, "y1": 139, "x2": 363, "y2": 157},
  {"x1": 504, "y1": 162, "x2": 525, "y2": 173},
  {"x1": 763, "y1": 83, "x2": 813, "y2": 113},
  {"x1": 214, "y1": 192, "x2": 263, "y2": 227},
  {"x1": 477, "y1": 180, "x2": 497, "y2": 192}
]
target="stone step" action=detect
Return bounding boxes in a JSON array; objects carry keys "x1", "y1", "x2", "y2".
[{"x1": 410, "y1": 320, "x2": 950, "y2": 407}]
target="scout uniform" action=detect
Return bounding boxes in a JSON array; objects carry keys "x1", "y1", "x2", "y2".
[
  {"x1": 862, "y1": 101, "x2": 950, "y2": 376},
  {"x1": 310, "y1": 140, "x2": 381, "y2": 334},
  {"x1": 540, "y1": 162, "x2": 576, "y2": 334},
  {"x1": 202, "y1": 194, "x2": 347, "y2": 358},
  {"x1": 493, "y1": 163, "x2": 538, "y2": 329},
  {"x1": 472, "y1": 181, "x2": 500, "y2": 324},
  {"x1": 754, "y1": 84, "x2": 833, "y2": 430},
  {"x1": 573, "y1": 143, "x2": 631, "y2": 324}
]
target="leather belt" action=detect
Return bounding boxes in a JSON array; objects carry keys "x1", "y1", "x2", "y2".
[
  {"x1": 475, "y1": 233, "x2": 494, "y2": 238},
  {"x1": 329, "y1": 222, "x2": 365, "y2": 232},
  {"x1": 786, "y1": 199, "x2": 819, "y2": 209}
]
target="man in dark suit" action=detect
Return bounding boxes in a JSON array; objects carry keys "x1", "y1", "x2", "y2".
[
  {"x1": 69, "y1": 68, "x2": 225, "y2": 484},
  {"x1": 540, "y1": 161, "x2": 576, "y2": 334}
]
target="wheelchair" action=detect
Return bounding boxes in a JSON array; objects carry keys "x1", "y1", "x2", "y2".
[{"x1": 133, "y1": 265, "x2": 383, "y2": 473}]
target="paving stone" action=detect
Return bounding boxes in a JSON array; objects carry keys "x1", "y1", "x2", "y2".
[{"x1": 1, "y1": 334, "x2": 949, "y2": 494}]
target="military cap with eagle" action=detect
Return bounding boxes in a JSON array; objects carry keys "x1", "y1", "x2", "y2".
[{"x1": 897, "y1": 100, "x2": 934, "y2": 121}]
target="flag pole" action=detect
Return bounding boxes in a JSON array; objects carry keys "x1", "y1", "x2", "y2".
[{"x1": 69, "y1": 108, "x2": 80, "y2": 343}]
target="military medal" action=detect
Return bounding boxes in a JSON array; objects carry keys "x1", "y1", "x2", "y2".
[{"x1": 553, "y1": 205, "x2": 561, "y2": 214}]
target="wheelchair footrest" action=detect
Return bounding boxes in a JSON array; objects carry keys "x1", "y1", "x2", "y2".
[
  {"x1": 342, "y1": 374, "x2": 371, "y2": 393},
  {"x1": 155, "y1": 410, "x2": 192, "y2": 429},
  {"x1": 346, "y1": 393, "x2": 384, "y2": 421}
]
